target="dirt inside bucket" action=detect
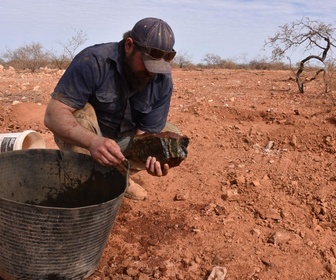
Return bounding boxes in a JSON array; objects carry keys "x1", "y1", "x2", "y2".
[{"x1": 24, "y1": 169, "x2": 125, "y2": 208}]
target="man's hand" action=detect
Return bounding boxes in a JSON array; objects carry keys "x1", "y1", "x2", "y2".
[
  {"x1": 89, "y1": 135, "x2": 125, "y2": 167},
  {"x1": 145, "y1": 156, "x2": 169, "y2": 177}
]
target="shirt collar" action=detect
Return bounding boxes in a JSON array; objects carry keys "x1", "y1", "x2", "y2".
[{"x1": 108, "y1": 41, "x2": 124, "y2": 75}]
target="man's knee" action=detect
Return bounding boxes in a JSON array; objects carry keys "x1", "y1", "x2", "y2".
[
  {"x1": 73, "y1": 103, "x2": 102, "y2": 136},
  {"x1": 162, "y1": 122, "x2": 182, "y2": 135},
  {"x1": 54, "y1": 103, "x2": 101, "y2": 154}
]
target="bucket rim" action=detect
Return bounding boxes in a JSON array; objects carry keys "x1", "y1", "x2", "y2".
[{"x1": 0, "y1": 191, "x2": 125, "y2": 211}]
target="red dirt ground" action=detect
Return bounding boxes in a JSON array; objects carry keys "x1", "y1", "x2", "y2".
[{"x1": 1, "y1": 66, "x2": 336, "y2": 279}]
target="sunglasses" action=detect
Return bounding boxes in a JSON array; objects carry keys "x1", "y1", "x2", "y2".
[{"x1": 133, "y1": 40, "x2": 176, "y2": 62}]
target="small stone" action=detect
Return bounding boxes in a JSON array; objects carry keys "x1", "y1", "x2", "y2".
[
  {"x1": 325, "y1": 263, "x2": 336, "y2": 274},
  {"x1": 251, "y1": 180, "x2": 261, "y2": 187},
  {"x1": 194, "y1": 256, "x2": 202, "y2": 264},
  {"x1": 33, "y1": 85, "x2": 40, "y2": 91},
  {"x1": 290, "y1": 135, "x2": 297, "y2": 147},
  {"x1": 214, "y1": 205, "x2": 226, "y2": 216},
  {"x1": 158, "y1": 264, "x2": 168, "y2": 273},
  {"x1": 138, "y1": 273, "x2": 150, "y2": 280},
  {"x1": 176, "y1": 273, "x2": 184, "y2": 280},
  {"x1": 257, "y1": 208, "x2": 281, "y2": 221},
  {"x1": 267, "y1": 231, "x2": 291, "y2": 245},
  {"x1": 221, "y1": 189, "x2": 239, "y2": 201},
  {"x1": 174, "y1": 192, "x2": 189, "y2": 201},
  {"x1": 313, "y1": 225, "x2": 324, "y2": 234},
  {"x1": 125, "y1": 267, "x2": 138, "y2": 277},
  {"x1": 235, "y1": 175, "x2": 246, "y2": 186},
  {"x1": 264, "y1": 141, "x2": 274, "y2": 152},
  {"x1": 207, "y1": 266, "x2": 227, "y2": 280},
  {"x1": 192, "y1": 227, "x2": 201, "y2": 233},
  {"x1": 331, "y1": 246, "x2": 336, "y2": 258},
  {"x1": 252, "y1": 228, "x2": 261, "y2": 237},
  {"x1": 261, "y1": 258, "x2": 272, "y2": 267}
]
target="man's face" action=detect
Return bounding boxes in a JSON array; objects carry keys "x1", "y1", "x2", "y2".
[{"x1": 123, "y1": 45, "x2": 155, "y2": 92}]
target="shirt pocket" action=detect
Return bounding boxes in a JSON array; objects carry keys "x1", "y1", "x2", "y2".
[
  {"x1": 94, "y1": 90, "x2": 120, "y2": 113},
  {"x1": 132, "y1": 97, "x2": 152, "y2": 114}
]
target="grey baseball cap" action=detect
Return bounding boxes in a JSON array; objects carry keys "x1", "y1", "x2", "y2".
[{"x1": 130, "y1": 17, "x2": 176, "y2": 74}]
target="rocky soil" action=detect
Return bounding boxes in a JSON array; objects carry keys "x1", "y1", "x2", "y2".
[{"x1": 1, "y1": 66, "x2": 336, "y2": 279}]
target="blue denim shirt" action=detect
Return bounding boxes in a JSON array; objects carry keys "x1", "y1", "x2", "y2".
[{"x1": 52, "y1": 41, "x2": 173, "y2": 140}]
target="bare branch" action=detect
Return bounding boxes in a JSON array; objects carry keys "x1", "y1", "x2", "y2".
[{"x1": 264, "y1": 17, "x2": 336, "y2": 93}]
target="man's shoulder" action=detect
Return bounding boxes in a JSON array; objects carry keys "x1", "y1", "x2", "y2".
[
  {"x1": 82, "y1": 42, "x2": 119, "y2": 60},
  {"x1": 156, "y1": 73, "x2": 173, "y2": 84}
]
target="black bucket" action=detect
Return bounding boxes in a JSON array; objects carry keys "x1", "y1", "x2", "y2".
[{"x1": 0, "y1": 149, "x2": 127, "y2": 280}]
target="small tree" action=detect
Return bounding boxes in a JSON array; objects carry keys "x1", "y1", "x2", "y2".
[
  {"x1": 50, "y1": 29, "x2": 88, "y2": 69},
  {"x1": 2, "y1": 42, "x2": 49, "y2": 71},
  {"x1": 202, "y1": 53, "x2": 223, "y2": 67},
  {"x1": 59, "y1": 29, "x2": 88, "y2": 61},
  {"x1": 173, "y1": 50, "x2": 193, "y2": 68},
  {"x1": 265, "y1": 17, "x2": 336, "y2": 93}
]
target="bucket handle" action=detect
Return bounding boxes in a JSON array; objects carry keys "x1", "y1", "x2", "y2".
[
  {"x1": 117, "y1": 159, "x2": 130, "y2": 189},
  {"x1": 123, "y1": 159, "x2": 130, "y2": 187}
]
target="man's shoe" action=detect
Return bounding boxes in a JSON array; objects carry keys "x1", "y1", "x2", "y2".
[{"x1": 124, "y1": 178, "x2": 147, "y2": 200}]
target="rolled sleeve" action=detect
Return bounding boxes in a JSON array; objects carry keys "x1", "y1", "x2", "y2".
[{"x1": 52, "y1": 49, "x2": 103, "y2": 109}]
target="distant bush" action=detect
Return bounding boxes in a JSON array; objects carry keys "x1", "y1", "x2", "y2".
[
  {"x1": 248, "y1": 60, "x2": 289, "y2": 70},
  {"x1": 1, "y1": 42, "x2": 50, "y2": 72},
  {"x1": 0, "y1": 30, "x2": 87, "y2": 71},
  {"x1": 1, "y1": 39, "x2": 294, "y2": 72}
]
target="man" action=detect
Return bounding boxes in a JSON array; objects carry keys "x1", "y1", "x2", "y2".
[{"x1": 44, "y1": 17, "x2": 179, "y2": 200}]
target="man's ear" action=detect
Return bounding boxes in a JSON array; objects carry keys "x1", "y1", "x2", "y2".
[{"x1": 125, "y1": 37, "x2": 134, "y2": 54}]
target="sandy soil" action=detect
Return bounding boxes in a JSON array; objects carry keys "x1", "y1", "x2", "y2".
[{"x1": 1, "y1": 66, "x2": 336, "y2": 279}]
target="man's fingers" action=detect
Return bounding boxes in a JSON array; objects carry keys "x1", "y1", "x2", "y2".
[
  {"x1": 162, "y1": 163, "x2": 169, "y2": 176},
  {"x1": 104, "y1": 149, "x2": 124, "y2": 164},
  {"x1": 100, "y1": 154, "x2": 120, "y2": 166},
  {"x1": 90, "y1": 136, "x2": 125, "y2": 166},
  {"x1": 104, "y1": 140, "x2": 124, "y2": 161},
  {"x1": 145, "y1": 157, "x2": 169, "y2": 177},
  {"x1": 154, "y1": 161, "x2": 162, "y2": 176},
  {"x1": 145, "y1": 156, "x2": 153, "y2": 169}
]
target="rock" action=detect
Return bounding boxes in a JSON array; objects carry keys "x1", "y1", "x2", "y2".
[
  {"x1": 125, "y1": 267, "x2": 138, "y2": 277},
  {"x1": 221, "y1": 189, "x2": 239, "y2": 201},
  {"x1": 261, "y1": 258, "x2": 272, "y2": 267},
  {"x1": 325, "y1": 262, "x2": 336, "y2": 274},
  {"x1": 33, "y1": 85, "x2": 40, "y2": 91},
  {"x1": 313, "y1": 225, "x2": 324, "y2": 234},
  {"x1": 235, "y1": 175, "x2": 246, "y2": 186},
  {"x1": 267, "y1": 231, "x2": 291, "y2": 245},
  {"x1": 331, "y1": 246, "x2": 336, "y2": 258},
  {"x1": 214, "y1": 205, "x2": 226, "y2": 216},
  {"x1": 257, "y1": 208, "x2": 281, "y2": 221},
  {"x1": 290, "y1": 135, "x2": 297, "y2": 148},
  {"x1": 252, "y1": 228, "x2": 262, "y2": 237},
  {"x1": 128, "y1": 132, "x2": 189, "y2": 167},
  {"x1": 138, "y1": 273, "x2": 150, "y2": 280},
  {"x1": 264, "y1": 140, "x2": 274, "y2": 152},
  {"x1": 251, "y1": 180, "x2": 261, "y2": 187},
  {"x1": 174, "y1": 192, "x2": 189, "y2": 201},
  {"x1": 12, "y1": 100, "x2": 21, "y2": 105},
  {"x1": 207, "y1": 266, "x2": 227, "y2": 280}
]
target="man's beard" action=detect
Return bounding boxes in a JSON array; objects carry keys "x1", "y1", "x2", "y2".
[{"x1": 123, "y1": 50, "x2": 154, "y2": 92}]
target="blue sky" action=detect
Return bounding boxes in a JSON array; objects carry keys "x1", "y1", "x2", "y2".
[{"x1": 0, "y1": 0, "x2": 335, "y2": 63}]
